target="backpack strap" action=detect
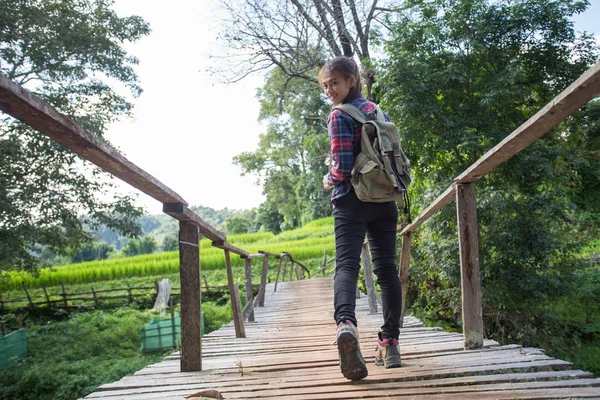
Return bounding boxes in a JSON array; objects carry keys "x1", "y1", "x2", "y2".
[
  {"x1": 334, "y1": 103, "x2": 386, "y2": 123},
  {"x1": 334, "y1": 103, "x2": 367, "y2": 123}
]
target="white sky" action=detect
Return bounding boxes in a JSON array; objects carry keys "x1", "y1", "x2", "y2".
[{"x1": 106, "y1": 0, "x2": 600, "y2": 215}]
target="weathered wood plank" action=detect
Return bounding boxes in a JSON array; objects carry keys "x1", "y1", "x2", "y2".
[
  {"x1": 456, "y1": 183, "x2": 484, "y2": 349},
  {"x1": 398, "y1": 231, "x2": 412, "y2": 328},
  {"x1": 178, "y1": 221, "x2": 202, "y2": 372},
  {"x1": 224, "y1": 250, "x2": 245, "y2": 338},
  {"x1": 361, "y1": 243, "x2": 378, "y2": 314},
  {"x1": 163, "y1": 203, "x2": 226, "y2": 242},
  {"x1": 399, "y1": 185, "x2": 455, "y2": 235},
  {"x1": 211, "y1": 240, "x2": 249, "y2": 258},
  {"x1": 85, "y1": 278, "x2": 600, "y2": 400},
  {"x1": 243, "y1": 258, "x2": 254, "y2": 322},
  {"x1": 0, "y1": 75, "x2": 187, "y2": 205},
  {"x1": 258, "y1": 256, "x2": 269, "y2": 306}
]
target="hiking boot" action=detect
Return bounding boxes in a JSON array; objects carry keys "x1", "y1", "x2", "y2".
[
  {"x1": 374, "y1": 335, "x2": 401, "y2": 368},
  {"x1": 336, "y1": 320, "x2": 368, "y2": 380}
]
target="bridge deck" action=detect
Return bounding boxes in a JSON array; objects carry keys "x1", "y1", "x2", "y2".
[{"x1": 85, "y1": 277, "x2": 600, "y2": 399}]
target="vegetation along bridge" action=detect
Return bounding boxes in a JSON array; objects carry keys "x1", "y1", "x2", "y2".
[{"x1": 1, "y1": 57, "x2": 600, "y2": 399}]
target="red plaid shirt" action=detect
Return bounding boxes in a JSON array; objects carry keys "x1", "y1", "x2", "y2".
[{"x1": 325, "y1": 95, "x2": 389, "y2": 201}]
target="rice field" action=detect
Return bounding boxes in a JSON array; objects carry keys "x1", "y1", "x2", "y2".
[{"x1": 0, "y1": 217, "x2": 335, "y2": 292}]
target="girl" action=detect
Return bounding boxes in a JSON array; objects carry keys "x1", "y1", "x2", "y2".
[{"x1": 319, "y1": 56, "x2": 402, "y2": 381}]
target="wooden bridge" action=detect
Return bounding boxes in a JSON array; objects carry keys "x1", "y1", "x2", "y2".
[
  {"x1": 1, "y1": 57, "x2": 600, "y2": 399},
  {"x1": 83, "y1": 277, "x2": 600, "y2": 399}
]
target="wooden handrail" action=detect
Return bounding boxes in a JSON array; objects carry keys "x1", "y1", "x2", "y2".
[
  {"x1": 400, "y1": 60, "x2": 600, "y2": 236},
  {"x1": 0, "y1": 75, "x2": 187, "y2": 205}
]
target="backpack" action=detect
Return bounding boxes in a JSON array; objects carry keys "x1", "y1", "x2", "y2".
[{"x1": 334, "y1": 103, "x2": 412, "y2": 220}]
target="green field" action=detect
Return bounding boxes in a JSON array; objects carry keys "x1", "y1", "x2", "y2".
[{"x1": 0, "y1": 217, "x2": 336, "y2": 293}]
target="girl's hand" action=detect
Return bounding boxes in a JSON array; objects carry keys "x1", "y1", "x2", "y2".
[{"x1": 323, "y1": 174, "x2": 334, "y2": 190}]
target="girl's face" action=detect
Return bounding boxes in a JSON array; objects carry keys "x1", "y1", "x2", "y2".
[{"x1": 320, "y1": 69, "x2": 354, "y2": 106}]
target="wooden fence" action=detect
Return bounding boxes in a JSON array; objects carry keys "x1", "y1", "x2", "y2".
[
  {"x1": 395, "y1": 61, "x2": 600, "y2": 350},
  {"x1": 0, "y1": 280, "x2": 245, "y2": 310}
]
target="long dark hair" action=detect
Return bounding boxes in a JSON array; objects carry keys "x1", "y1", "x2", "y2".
[{"x1": 318, "y1": 56, "x2": 363, "y2": 100}]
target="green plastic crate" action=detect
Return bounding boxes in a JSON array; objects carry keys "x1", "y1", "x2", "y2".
[
  {"x1": 0, "y1": 329, "x2": 27, "y2": 369},
  {"x1": 141, "y1": 312, "x2": 203, "y2": 352}
]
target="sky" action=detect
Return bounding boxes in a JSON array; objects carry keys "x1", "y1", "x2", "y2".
[{"x1": 106, "y1": 0, "x2": 600, "y2": 215}]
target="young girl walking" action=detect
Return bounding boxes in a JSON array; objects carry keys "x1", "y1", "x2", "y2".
[{"x1": 319, "y1": 56, "x2": 403, "y2": 381}]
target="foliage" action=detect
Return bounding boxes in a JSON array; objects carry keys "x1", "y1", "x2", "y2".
[
  {"x1": 71, "y1": 242, "x2": 114, "y2": 264},
  {"x1": 0, "y1": 307, "x2": 165, "y2": 400},
  {"x1": 0, "y1": 0, "x2": 150, "y2": 272},
  {"x1": 161, "y1": 235, "x2": 178, "y2": 252},
  {"x1": 378, "y1": 0, "x2": 599, "y2": 345},
  {"x1": 234, "y1": 68, "x2": 333, "y2": 231},
  {"x1": 122, "y1": 236, "x2": 157, "y2": 257},
  {"x1": 225, "y1": 216, "x2": 251, "y2": 234}
]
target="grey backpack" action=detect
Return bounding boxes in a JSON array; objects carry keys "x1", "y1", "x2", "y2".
[{"x1": 334, "y1": 103, "x2": 412, "y2": 219}]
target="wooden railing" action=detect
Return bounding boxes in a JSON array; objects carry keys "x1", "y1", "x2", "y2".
[
  {"x1": 0, "y1": 280, "x2": 240, "y2": 310},
  {"x1": 396, "y1": 60, "x2": 600, "y2": 349},
  {"x1": 0, "y1": 75, "x2": 309, "y2": 372}
]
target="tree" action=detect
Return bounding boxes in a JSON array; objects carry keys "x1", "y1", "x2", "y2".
[
  {"x1": 225, "y1": 216, "x2": 251, "y2": 234},
  {"x1": 71, "y1": 242, "x2": 114, "y2": 263},
  {"x1": 216, "y1": 0, "x2": 395, "y2": 99},
  {"x1": 233, "y1": 67, "x2": 332, "y2": 230},
  {"x1": 122, "y1": 236, "x2": 156, "y2": 257},
  {"x1": 161, "y1": 235, "x2": 179, "y2": 252},
  {"x1": 0, "y1": 0, "x2": 150, "y2": 271},
  {"x1": 378, "y1": 0, "x2": 598, "y2": 341}
]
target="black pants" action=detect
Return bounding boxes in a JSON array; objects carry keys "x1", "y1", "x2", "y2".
[{"x1": 333, "y1": 190, "x2": 402, "y2": 340}]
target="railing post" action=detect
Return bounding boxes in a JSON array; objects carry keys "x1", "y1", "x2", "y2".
[
  {"x1": 361, "y1": 243, "x2": 378, "y2": 314},
  {"x1": 224, "y1": 250, "x2": 245, "y2": 338},
  {"x1": 274, "y1": 256, "x2": 283, "y2": 292},
  {"x1": 281, "y1": 256, "x2": 289, "y2": 282},
  {"x1": 399, "y1": 231, "x2": 412, "y2": 328},
  {"x1": 178, "y1": 221, "x2": 202, "y2": 371},
  {"x1": 456, "y1": 183, "x2": 484, "y2": 350},
  {"x1": 243, "y1": 258, "x2": 255, "y2": 322},
  {"x1": 258, "y1": 255, "x2": 268, "y2": 306}
]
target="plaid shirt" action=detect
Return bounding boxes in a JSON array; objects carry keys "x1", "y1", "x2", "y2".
[{"x1": 325, "y1": 95, "x2": 389, "y2": 202}]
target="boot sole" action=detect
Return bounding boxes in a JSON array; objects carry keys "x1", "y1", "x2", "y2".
[
  {"x1": 337, "y1": 332, "x2": 368, "y2": 380},
  {"x1": 384, "y1": 354, "x2": 402, "y2": 368}
]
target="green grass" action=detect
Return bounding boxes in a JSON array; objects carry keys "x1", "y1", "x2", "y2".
[{"x1": 0, "y1": 217, "x2": 335, "y2": 292}]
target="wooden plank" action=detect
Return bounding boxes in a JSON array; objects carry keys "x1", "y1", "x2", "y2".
[
  {"x1": 243, "y1": 258, "x2": 254, "y2": 322},
  {"x1": 456, "y1": 183, "x2": 484, "y2": 349},
  {"x1": 456, "y1": 60, "x2": 600, "y2": 184},
  {"x1": 0, "y1": 75, "x2": 187, "y2": 205},
  {"x1": 211, "y1": 240, "x2": 249, "y2": 258},
  {"x1": 258, "y1": 250, "x2": 282, "y2": 258},
  {"x1": 232, "y1": 284, "x2": 246, "y2": 338},
  {"x1": 258, "y1": 255, "x2": 269, "y2": 306},
  {"x1": 85, "y1": 278, "x2": 600, "y2": 400},
  {"x1": 361, "y1": 243, "x2": 378, "y2": 314},
  {"x1": 224, "y1": 250, "x2": 245, "y2": 338},
  {"x1": 398, "y1": 232, "x2": 412, "y2": 328},
  {"x1": 400, "y1": 185, "x2": 455, "y2": 235},
  {"x1": 163, "y1": 203, "x2": 225, "y2": 242},
  {"x1": 178, "y1": 221, "x2": 202, "y2": 372},
  {"x1": 274, "y1": 257, "x2": 284, "y2": 292}
]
